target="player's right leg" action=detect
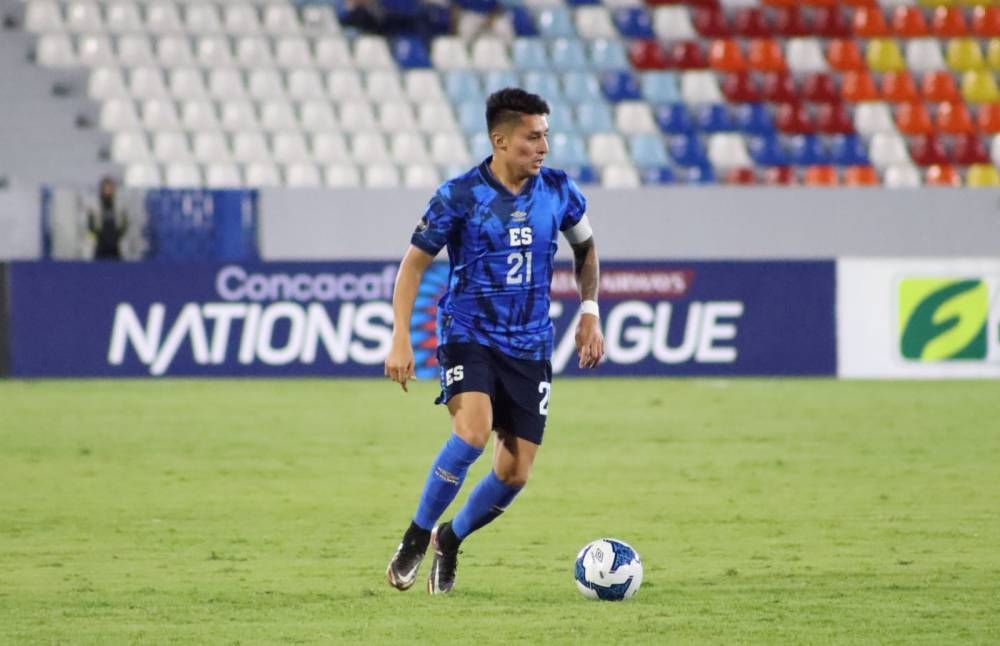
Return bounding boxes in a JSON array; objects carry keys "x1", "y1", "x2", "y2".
[{"x1": 387, "y1": 344, "x2": 493, "y2": 591}]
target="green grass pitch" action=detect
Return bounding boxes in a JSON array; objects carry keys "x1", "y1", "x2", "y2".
[{"x1": 1, "y1": 378, "x2": 998, "y2": 644}]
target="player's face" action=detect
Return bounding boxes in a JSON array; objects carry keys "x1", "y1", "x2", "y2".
[{"x1": 496, "y1": 114, "x2": 549, "y2": 177}]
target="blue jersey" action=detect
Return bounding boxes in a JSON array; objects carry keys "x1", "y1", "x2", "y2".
[{"x1": 411, "y1": 158, "x2": 588, "y2": 361}]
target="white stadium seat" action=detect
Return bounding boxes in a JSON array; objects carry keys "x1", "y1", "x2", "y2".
[
  {"x1": 353, "y1": 35, "x2": 395, "y2": 70},
  {"x1": 100, "y1": 98, "x2": 140, "y2": 130},
  {"x1": 220, "y1": 100, "x2": 259, "y2": 132},
  {"x1": 184, "y1": 4, "x2": 222, "y2": 35},
  {"x1": 315, "y1": 37, "x2": 352, "y2": 68},
  {"x1": 601, "y1": 163, "x2": 640, "y2": 188},
  {"x1": 124, "y1": 163, "x2": 162, "y2": 188},
  {"x1": 89, "y1": 66, "x2": 130, "y2": 100},
  {"x1": 390, "y1": 132, "x2": 430, "y2": 164},
  {"x1": 351, "y1": 132, "x2": 389, "y2": 164},
  {"x1": 204, "y1": 163, "x2": 243, "y2": 188},
  {"x1": 588, "y1": 133, "x2": 629, "y2": 165},
  {"x1": 232, "y1": 132, "x2": 271, "y2": 163},
  {"x1": 235, "y1": 36, "x2": 275, "y2": 68},
  {"x1": 157, "y1": 35, "x2": 196, "y2": 68},
  {"x1": 287, "y1": 69, "x2": 326, "y2": 101},
  {"x1": 106, "y1": 2, "x2": 143, "y2": 33},
  {"x1": 247, "y1": 69, "x2": 286, "y2": 101},
  {"x1": 312, "y1": 132, "x2": 350, "y2": 163},
  {"x1": 244, "y1": 162, "x2": 282, "y2": 187},
  {"x1": 338, "y1": 100, "x2": 378, "y2": 132},
  {"x1": 141, "y1": 98, "x2": 181, "y2": 130},
  {"x1": 117, "y1": 35, "x2": 156, "y2": 67},
  {"x1": 470, "y1": 37, "x2": 511, "y2": 70},
  {"x1": 222, "y1": 4, "x2": 261, "y2": 35},
  {"x1": 36, "y1": 33, "x2": 76, "y2": 67},
  {"x1": 262, "y1": 5, "x2": 300, "y2": 36},
  {"x1": 164, "y1": 162, "x2": 201, "y2": 187},
  {"x1": 152, "y1": 131, "x2": 193, "y2": 163},
  {"x1": 366, "y1": 69, "x2": 404, "y2": 101},
  {"x1": 129, "y1": 67, "x2": 169, "y2": 100},
  {"x1": 192, "y1": 132, "x2": 232, "y2": 163},
  {"x1": 430, "y1": 133, "x2": 471, "y2": 165},
  {"x1": 26, "y1": 1, "x2": 65, "y2": 33},
  {"x1": 180, "y1": 100, "x2": 220, "y2": 131},
  {"x1": 145, "y1": 2, "x2": 184, "y2": 35},
  {"x1": 614, "y1": 102, "x2": 656, "y2": 135},
  {"x1": 196, "y1": 36, "x2": 235, "y2": 68},
  {"x1": 706, "y1": 133, "x2": 752, "y2": 171},
  {"x1": 275, "y1": 36, "x2": 313, "y2": 69},
  {"x1": 326, "y1": 70, "x2": 365, "y2": 101},
  {"x1": 285, "y1": 162, "x2": 322, "y2": 187},
  {"x1": 299, "y1": 101, "x2": 338, "y2": 132},
  {"x1": 77, "y1": 34, "x2": 115, "y2": 67},
  {"x1": 208, "y1": 68, "x2": 247, "y2": 100},
  {"x1": 364, "y1": 163, "x2": 401, "y2": 188},
  {"x1": 404, "y1": 164, "x2": 441, "y2": 188},
  {"x1": 167, "y1": 67, "x2": 207, "y2": 100},
  {"x1": 431, "y1": 37, "x2": 471, "y2": 70},
  {"x1": 324, "y1": 164, "x2": 361, "y2": 188},
  {"x1": 418, "y1": 102, "x2": 459, "y2": 134},
  {"x1": 404, "y1": 70, "x2": 446, "y2": 103},
  {"x1": 378, "y1": 101, "x2": 417, "y2": 133},
  {"x1": 112, "y1": 131, "x2": 152, "y2": 163},
  {"x1": 65, "y1": 1, "x2": 103, "y2": 33},
  {"x1": 272, "y1": 133, "x2": 312, "y2": 164}
]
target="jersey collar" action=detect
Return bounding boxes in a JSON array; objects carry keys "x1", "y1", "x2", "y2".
[{"x1": 479, "y1": 156, "x2": 536, "y2": 198}]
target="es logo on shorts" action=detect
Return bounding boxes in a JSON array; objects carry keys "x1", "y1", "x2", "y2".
[{"x1": 445, "y1": 365, "x2": 464, "y2": 386}]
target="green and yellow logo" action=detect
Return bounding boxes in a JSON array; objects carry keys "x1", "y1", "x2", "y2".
[{"x1": 898, "y1": 279, "x2": 988, "y2": 361}]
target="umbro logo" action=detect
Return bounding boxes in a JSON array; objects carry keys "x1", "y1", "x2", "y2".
[{"x1": 511, "y1": 211, "x2": 527, "y2": 221}]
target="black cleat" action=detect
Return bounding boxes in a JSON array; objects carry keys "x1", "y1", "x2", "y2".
[
  {"x1": 427, "y1": 522, "x2": 461, "y2": 595},
  {"x1": 386, "y1": 523, "x2": 430, "y2": 591}
]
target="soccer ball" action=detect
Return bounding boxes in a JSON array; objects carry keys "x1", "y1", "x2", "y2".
[{"x1": 574, "y1": 538, "x2": 643, "y2": 601}]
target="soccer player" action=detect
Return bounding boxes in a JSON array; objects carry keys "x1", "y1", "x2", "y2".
[{"x1": 384, "y1": 88, "x2": 604, "y2": 594}]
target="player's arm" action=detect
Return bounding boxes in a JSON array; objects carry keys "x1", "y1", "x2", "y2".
[
  {"x1": 564, "y1": 214, "x2": 604, "y2": 370},
  {"x1": 385, "y1": 244, "x2": 435, "y2": 392}
]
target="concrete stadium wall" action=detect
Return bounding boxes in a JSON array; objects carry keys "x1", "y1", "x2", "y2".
[{"x1": 259, "y1": 187, "x2": 1000, "y2": 261}]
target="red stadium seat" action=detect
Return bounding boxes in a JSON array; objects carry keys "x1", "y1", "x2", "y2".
[
  {"x1": 925, "y1": 164, "x2": 961, "y2": 186},
  {"x1": 840, "y1": 69, "x2": 880, "y2": 102},
  {"x1": 721, "y1": 71, "x2": 762, "y2": 103},
  {"x1": 732, "y1": 8, "x2": 772, "y2": 38},
  {"x1": 932, "y1": 7, "x2": 969, "y2": 38},
  {"x1": 813, "y1": 7, "x2": 852, "y2": 39},
  {"x1": 771, "y1": 6, "x2": 811, "y2": 37},
  {"x1": 804, "y1": 164, "x2": 839, "y2": 186},
  {"x1": 972, "y1": 6, "x2": 1000, "y2": 38},
  {"x1": 747, "y1": 38, "x2": 787, "y2": 72},
  {"x1": 668, "y1": 41, "x2": 708, "y2": 69},
  {"x1": 629, "y1": 40, "x2": 670, "y2": 70},
  {"x1": 692, "y1": 6, "x2": 731, "y2": 38},
  {"x1": 976, "y1": 103, "x2": 1000, "y2": 133},
  {"x1": 843, "y1": 165, "x2": 880, "y2": 186},
  {"x1": 763, "y1": 165, "x2": 797, "y2": 185},
  {"x1": 953, "y1": 132, "x2": 990, "y2": 165},
  {"x1": 910, "y1": 133, "x2": 951, "y2": 166},
  {"x1": 827, "y1": 39, "x2": 866, "y2": 72},
  {"x1": 816, "y1": 102, "x2": 854, "y2": 134},
  {"x1": 708, "y1": 39, "x2": 747, "y2": 72},
  {"x1": 935, "y1": 101, "x2": 975, "y2": 135},
  {"x1": 725, "y1": 167, "x2": 757, "y2": 185},
  {"x1": 895, "y1": 102, "x2": 934, "y2": 135},
  {"x1": 891, "y1": 6, "x2": 929, "y2": 38},
  {"x1": 853, "y1": 7, "x2": 890, "y2": 38},
  {"x1": 802, "y1": 72, "x2": 839, "y2": 103},
  {"x1": 920, "y1": 71, "x2": 962, "y2": 103},
  {"x1": 762, "y1": 72, "x2": 799, "y2": 103},
  {"x1": 774, "y1": 102, "x2": 815, "y2": 134},
  {"x1": 880, "y1": 71, "x2": 920, "y2": 103}
]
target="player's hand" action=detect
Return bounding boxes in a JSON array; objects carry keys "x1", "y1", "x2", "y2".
[
  {"x1": 384, "y1": 335, "x2": 416, "y2": 392},
  {"x1": 575, "y1": 313, "x2": 604, "y2": 370}
]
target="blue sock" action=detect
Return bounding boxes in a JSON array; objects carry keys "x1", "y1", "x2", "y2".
[
  {"x1": 412, "y1": 434, "x2": 483, "y2": 531},
  {"x1": 451, "y1": 470, "x2": 522, "y2": 540}
]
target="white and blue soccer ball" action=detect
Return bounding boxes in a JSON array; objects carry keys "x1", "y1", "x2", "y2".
[{"x1": 574, "y1": 538, "x2": 643, "y2": 601}]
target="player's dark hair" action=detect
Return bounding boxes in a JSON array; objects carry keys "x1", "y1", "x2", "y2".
[{"x1": 485, "y1": 88, "x2": 550, "y2": 134}]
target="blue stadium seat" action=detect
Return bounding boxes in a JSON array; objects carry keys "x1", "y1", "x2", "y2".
[
  {"x1": 589, "y1": 39, "x2": 629, "y2": 71},
  {"x1": 640, "y1": 72, "x2": 681, "y2": 104},
  {"x1": 599, "y1": 70, "x2": 641, "y2": 102},
  {"x1": 575, "y1": 102, "x2": 614, "y2": 134},
  {"x1": 562, "y1": 71, "x2": 602, "y2": 102},
  {"x1": 564, "y1": 0, "x2": 601, "y2": 6},
  {"x1": 563, "y1": 164, "x2": 598, "y2": 184},
  {"x1": 629, "y1": 134, "x2": 670, "y2": 167},
  {"x1": 444, "y1": 70, "x2": 483, "y2": 104},
  {"x1": 536, "y1": 8, "x2": 576, "y2": 39},
  {"x1": 639, "y1": 166, "x2": 675, "y2": 185},
  {"x1": 458, "y1": 101, "x2": 484, "y2": 135},
  {"x1": 550, "y1": 38, "x2": 590, "y2": 72},
  {"x1": 613, "y1": 8, "x2": 654, "y2": 39},
  {"x1": 731, "y1": 103, "x2": 775, "y2": 135},
  {"x1": 829, "y1": 134, "x2": 870, "y2": 166},
  {"x1": 392, "y1": 36, "x2": 430, "y2": 68},
  {"x1": 786, "y1": 134, "x2": 829, "y2": 166},
  {"x1": 668, "y1": 134, "x2": 708, "y2": 166},
  {"x1": 510, "y1": 7, "x2": 538, "y2": 37},
  {"x1": 549, "y1": 132, "x2": 590, "y2": 166},
  {"x1": 547, "y1": 101, "x2": 576, "y2": 134},
  {"x1": 511, "y1": 38, "x2": 550, "y2": 71},
  {"x1": 654, "y1": 103, "x2": 695, "y2": 136},
  {"x1": 522, "y1": 71, "x2": 562, "y2": 101},
  {"x1": 483, "y1": 70, "x2": 519, "y2": 93},
  {"x1": 693, "y1": 104, "x2": 735, "y2": 133},
  {"x1": 747, "y1": 134, "x2": 789, "y2": 166},
  {"x1": 682, "y1": 162, "x2": 716, "y2": 185}
]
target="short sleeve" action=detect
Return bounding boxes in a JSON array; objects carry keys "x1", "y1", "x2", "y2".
[
  {"x1": 411, "y1": 186, "x2": 462, "y2": 256},
  {"x1": 559, "y1": 175, "x2": 587, "y2": 232}
]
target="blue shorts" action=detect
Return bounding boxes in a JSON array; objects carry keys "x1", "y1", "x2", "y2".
[{"x1": 434, "y1": 343, "x2": 553, "y2": 445}]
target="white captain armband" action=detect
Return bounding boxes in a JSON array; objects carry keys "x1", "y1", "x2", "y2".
[
  {"x1": 580, "y1": 300, "x2": 600, "y2": 318},
  {"x1": 562, "y1": 215, "x2": 593, "y2": 245}
]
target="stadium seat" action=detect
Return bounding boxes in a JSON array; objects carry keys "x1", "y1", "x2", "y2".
[
  {"x1": 146, "y1": 2, "x2": 184, "y2": 35},
  {"x1": 247, "y1": 70, "x2": 286, "y2": 101},
  {"x1": 841, "y1": 164, "x2": 879, "y2": 187},
  {"x1": 829, "y1": 134, "x2": 870, "y2": 166},
  {"x1": 107, "y1": 2, "x2": 143, "y2": 33},
  {"x1": 192, "y1": 132, "x2": 233, "y2": 164},
  {"x1": 909, "y1": 133, "x2": 950, "y2": 166},
  {"x1": 588, "y1": 133, "x2": 629, "y2": 165},
  {"x1": 931, "y1": 7, "x2": 969, "y2": 38},
  {"x1": 117, "y1": 35, "x2": 156, "y2": 68},
  {"x1": 100, "y1": 99, "x2": 140, "y2": 132},
  {"x1": 232, "y1": 132, "x2": 271, "y2": 164},
  {"x1": 262, "y1": 5, "x2": 300, "y2": 36},
  {"x1": 935, "y1": 101, "x2": 974, "y2": 135},
  {"x1": 339, "y1": 101, "x2": 378, "y2": 132},
  {"x1": 924, "y1": 163, "x2": 961, "y2": 187},
  {"x1": 772, "y1": 5, "x2": 810, "y2": 38},
  {"x1": 124, "y1": 163, "x2": 163, "y2": 188},
  {"x1": 366, "y1": 70, "x2": 404, "y2": 102},
  {"x1": 112, "y1": 131, "x2": 152, "y2": 164},
  {"x1": 379, "y1": 102, "x2": 417, "y2": 133},
  {"x1": 77, "y1": 35, "x2": 115, "y2": 67},
  {"x1": 803, "y1": 165, "x2": 839, "y2": 186},
  {"x1": 563, "y1": 71, "x2": 602, "y2": 102},
  {"x1": 866, "y1": 39, "x2": 907, "y2": 73},
  {"x1": 654, "y1": 103, "x2": 695, "y2": 136},
  {"x1": 220, "y1": 101, "x2": 259, "y2": 132},
  {"x1": 774, "y1": 103, "x2": 815, "y2": 134},
  {"x1": 668, "y1": 134, "x2": 708, "y2": 166},
  {"x1": 708, "y1": 39, "x2": 746, "y2": 72},
  {"x1": 952, "y1": 132, "x2": 989, "y2": 165},
  {"x1": 653, "y1": 6, "x2": 697, "y2": 41},
  {"x1": 732, "y1": 103, "x2": 775, "y2": 135},
  {"x1": 311, "y1": 132, "x2": 350, "y2": 164},
  {"x1": 966, "y1": 163, "x2": 1000, "y2": 187},
  {"x1": 324, "y1": 164, "x2": 362, "y2": 188},
  {"x1": 404, "y1": 164, "x2": 441, "y2": 188},
  {"x1": 471, "y1": 37, "x2": 512, "y2": 71},
  {"x1": 601, "y1": 164, "x2": 641, "y2": 188},
  {"x1": 891, "y1": 6, "x2": 929, "y2": 39},
  {"x1": 195, "y1": 36, "x2": 234, "y2": 68},
  {"x1": 972, "y1": 7, "x2": 1000, "y2": 39},
  {"x1": 275, "y1": 37, "x2": 313, "y2": 69},
  {"x1": 141, "y1": 99, "x2": 181, "y2": 131},
  {"x1": 286, "y1": 163, "x2": 322, "y2": 188},
  {"x1": 640, "y1": 72, "x2": 680, "y2": 104},
  {"x1": 354, "y1": 36, "x2": 396, "y2": 70},
  {"x1": 629, "y1": 40, "x2": 670, "y2": 71},
  {"x1": 762, "y1": 165, "x2": 796, "y2": 185},
  {"x1": 129, "y1": 67, "x2": 169, "y2": 100},
  {"x1": 692, "y1": 6, "x2": 730, "y2": 38},
  {"x1": 590, "y1": 39, "x2": 630, "y2": 71},
  {"x1": 814, "y1": 6, "x2": 852, "y2": 39},
  {"x1": 236, "y1": 36, "x2": 275, "y2": 69},
  {"x1": 946, "y1": 38, "x2": 985, "y2": 72},
  {"x1": 883, "y1": 163, "x2": 922, "y2": 188},
  {"x1": 868, "y1": 132, "x2": 911, "y2": 169},
  {"x1": 576, "y1": 6, "x2": 617, "y2": 39},
  {"x1": 576, "y1": 102, "x2": 615, "y2": 134},
  {"x1": 364, "y1": 163, "x2": 402, "y2": 188},
  {"x1": 628, "y1": 133, "x2": 669, "y2": 167},
  {"x1": 222, "y1": 4, "x2": 260, "y2": 36},
  {"x1": 615, "y1": 7, "x2": 655, "y2": 39},
  {"x1": 153, "y1": 131, "x2": 193, "y2": 164},
  {"x1": 905, "y1": 38, "x2": 946, "y2": 73},
  {"x1": 352, "y1": 132, "x2": 390, "y2": 164},
  {"x1": 36, "y1": 34, "x2": 76, "y2": 68},
  {"x1": 181, "y1": 100, "x2": 220, "y2": 132},
  {"x1": 747, "y1": 134, "x2": 787, "y2": 166},
  {"x1": 389, "y1": 133, "x2": 429, "y2": 165},
  {"x1": 482, "y1": 70, "x2": 519, "y2": 94},
  {"x1": 536, "y1": 7, "x2": 576, "y2": 39},
  {"x1": 164, "y1": 163, "x2": 202, "y2": 188},
  {"x1": 615, "y1": 102, "x2": 656, "y2": 134},
  {"x1": 204, "y1": 163, "x2": 242, "y2": 188},
  {"x1": 707, "y1": 132, "x2": 751, "y2": 170},
  {"x1": 327, "y1": 70, "x2": 366, "y2": 101},
  {"x1": 840, "y1": 70, "x2": 880, "y2": 103},
  {"x1": 786, "y1": 38, "x2": 828, "y2": 74},
  {"x1": 600, "y1": 71, "x2": 641, "y2": 102},
  {"x1": 854, "y1": 102, "x2": 896, "y2": 136},
  {"x1": 732, "y1": 7, "x2": 770, "y2": 39},
  {"x1": 429, "y1": 133, "x2": 471, "y2": 166},
  {"x1": 816, "y1": 102, "x2": 854, "y2": 135},
  {"x1": 992, "y1": 134, "x2": 1000, "y2": 166},
  {"x1": 920, "y1": 70, "x2": 961, "y2": 103},
  {"x1": 802, "y1": 72, "x2": 839, "y2": 104},
  {"x1": 694, "y1": 103, "x2": 734, "y2": 133},
  {"x1": 184, "y1": 4, "x2": 222, "y2": 35},
  {"x1": 548, "y1": 133, "x2": 589, "y2": 167},
  {"x1": 881, "y1": 71, "x2": 920, "y2": 103},
  {"x1": 315, "y1": 37, "x2": 353, "y2": 68},
  {"x1": 976, "y1": 103, "x2": 1000, "y2": 134},
  {"x1": 961, "y1": 70, "x2": 1000, "y2": 104},
  {"x1": 853, "y1": 6, "x2": 890, "y2": 38},
  {"x1": 523, "y1": 71, "x2": 562, "y2": 101},
  {"x1": 681, "y1": 71, "x2": 723, "y2": 104},
  {"x1": 25, "y1": 0, "x2": 64, "y2": 33},
  {"x1": 244, "y1": 162, "x2": 282, "y2": 187},
  {"x1": 550, "y1": 39, "x2": 589, "y2": 72},
  {"x1": 747, "y1": 39, "x2": 787, "y2": 72},
  {"x1": 895, "y1": 101, "x2": 934, "y2": 135},
  {"x1": 827, "y1": 39, "x2": 866, "y2": 72},
  {"x1": 787, "y1": 134, "x2": 829, "y2": 165},
  {"x1": 418, "y1": 103, "x2": 459, "y2": 134},
  {"x1": 260, "y1": 101, "x2": 299, "y2": 132}
]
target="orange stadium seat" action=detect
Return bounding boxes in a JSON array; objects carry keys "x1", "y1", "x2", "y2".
[
  {"x1": 895, "y1": 101, "x2": 935, "y2": 135},
  {"x1": 976, "y1": 103, "x2": 1000, "y2": 133},
  {"x1": 804, "y1": 164, "x2": 840, "y2": 186},
  {"x1": 972, "y1": 7, "x2": 1000, "y2": 38},
  {"x1": 843, "y1": 165, "x2": 881, "y2": 186},
  {"x1": 853, "y1": 7, "x2": 890, "y2": 38},
  {"x1": 891, "y1": 6, "x2": 931, "y2": 38},
  {"x1": 881, "y1": 71, "x2": 921, "y2": 103},
  {"x1": 747, "y1": 39, "x2": 787, "y2": 72},
  {"x1": 841, "y1": 70, "x2": 881, "y2": 102},
  {"x1": 708, "y1": 39, "x2": 747, "y2": 72},
  {"x1": 921, "y1": 70, "x2": 962, "y2": 102},
  {"x1": 925, "y1": 163, "x2": 962, "y2": 187},
  {"x1": 931, "y1": 7, "x2": 969, "y2": 38},
  {"x1": 827, "y1": 39, "x2": 867, "y2": 72},
  {"x1": 935, "y1": 101, "x2": 976, "y2": 134}
]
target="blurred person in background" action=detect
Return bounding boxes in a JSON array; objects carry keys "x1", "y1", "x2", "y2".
[
  {"x1": 87, "y1": 176, "x2": 128, "y2": 260},
  {"x1": 448, "y1": 0, "x2": 513, "y2": 41}
]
